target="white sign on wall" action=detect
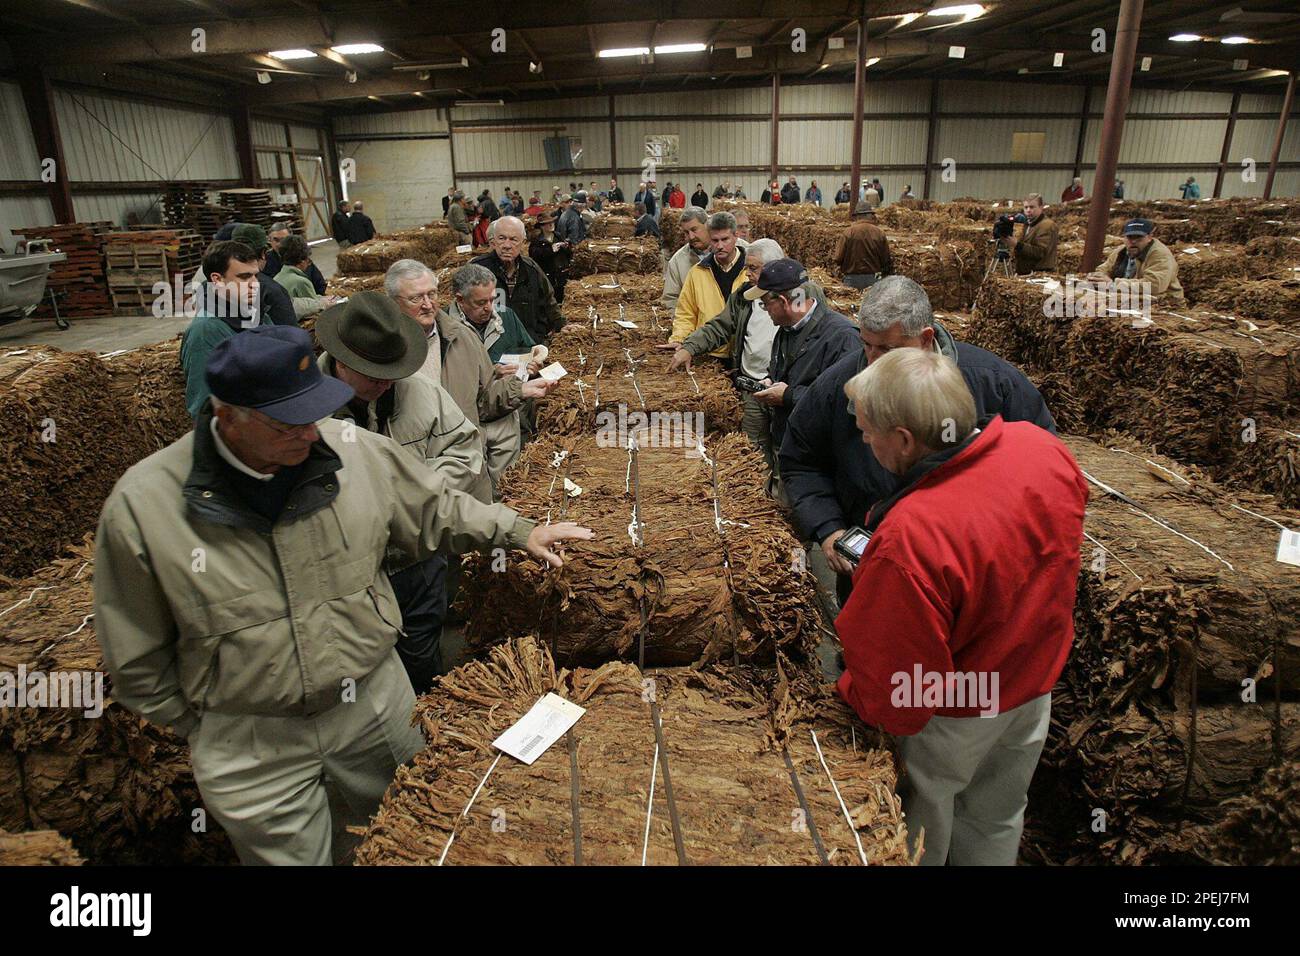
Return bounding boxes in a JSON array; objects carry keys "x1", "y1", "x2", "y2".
[{"x1": 644, "y1": 134, "x2": 680, "y2": 168}]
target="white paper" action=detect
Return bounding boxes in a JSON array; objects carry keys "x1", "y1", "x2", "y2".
[
  {"x1": 1182, "y1": 246, "x2": 1200, "y2": 254},
  {"x1": 615, "y1": 319, "x2": 638, "y2": 329},
  {"x1": 492, "y1": 693, "x2": 585, "y2": 765},
  {"x1": 1278, "y1": 529, "x2": 1300, "y2": 568},
  {"x1": 539, "y1": 361, "x2": 568, "y2": 381},
  {"x1": 455, "y1": 243, "x2": 473, "y2": 253},
  {"x1": 552, "y1": 242, "x2": 564, "y2": 252},
  {"x1": 563, "y1": 477, "x2": 582, "y2": 498},
  {"x1": 599, "y1": 283, "x2": 621, "y2": 289}
]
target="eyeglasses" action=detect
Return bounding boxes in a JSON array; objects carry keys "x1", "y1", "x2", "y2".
[
  {"x1": 247, "y1": 407, "x2": 316, "y2": 436},
  {"x1": 399, "y1": 291, "x2": 437, "y2": 306}
]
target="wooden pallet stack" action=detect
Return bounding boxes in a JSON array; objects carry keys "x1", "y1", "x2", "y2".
[
  {"x1": 104, "y1": 228, "x2": 202, "y2": 312},
  {"x1": 182, "y1": 202, "x2": 235, "y2": 240},
  {"x1": 219, "y1": 188, "x2": 274, "y2": 229},
  {"x1": 162, "y1": 182, "x2": 211, "y2": 228},
  {"x1": 11, "y1": 222, "x2": 113, "y2": 318},
  {"x1": 271, "y1": 203, "x2": 304, "y2": 237}
]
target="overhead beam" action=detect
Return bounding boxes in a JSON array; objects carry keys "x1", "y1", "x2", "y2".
[
  {"x1": 1263, "y1": 71, "x2": 1297, "y2": 200},
  {"x1": 770, "y1": 72, "x2": 780, "y2": 184},
  {"x1": 849, "y1": 9, "x2": 866, "y2": 207}
]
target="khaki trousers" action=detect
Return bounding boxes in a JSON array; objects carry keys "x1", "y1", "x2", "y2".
[
  {"x1": 896, "y1": 691, "x2": 1051, "y2": 866},
  {"x1": 189, "y1": 650, "x2": 425, "y2": 865},
  {"x1": 740, "y1": 391, "x2": 775, "y2": 473}
]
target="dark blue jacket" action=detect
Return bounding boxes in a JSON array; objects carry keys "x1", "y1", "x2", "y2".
[
  {"x1": 768, "y1": 301, "x2": 860, "y2": 451},
  {"x1": 778, "y1": 323, "x2": 1057, "y2": 544}
]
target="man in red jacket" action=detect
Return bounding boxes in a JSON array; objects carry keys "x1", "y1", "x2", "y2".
[{"x1": 835, "y1": 348, "x2": 1087, "y2": 866}]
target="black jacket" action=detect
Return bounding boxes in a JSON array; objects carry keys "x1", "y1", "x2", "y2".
[
  {"x1": 471, "y1": 251, "x2": 565, "y2": 343},
  {"x1": 331, "y1": 211, "x2": 350, "y2": 243},
  {"x1": 778, "y1": 323, "x2": 1057, "y2": 544},
  {"x1": 767, "y1": 301, "x2": 860, "y2": 451},
  {"x1": 691, "y1": 189, "x2": 709, "y2": 208},
  {"x1": 556, "y1": 207, "x2": 586, "y2": 245},
  {"x1": 607, "y1": 187, "x2": 625, "y2": 203},
  {"x1": 256, "y1": 270, "x2": 298, "y2": 327},
  {"x1": 442, "y1": 195, "x2": 451, "y2": 217},
  {"x1": 780, "y1": 183, "x2": 801, "y2": 204},
  {"x1": 633, "y1": 214, "x2": 660, "y2": 238},
  {"x1": 347, "y1": 212, "x2": 375, "y2": 244}
]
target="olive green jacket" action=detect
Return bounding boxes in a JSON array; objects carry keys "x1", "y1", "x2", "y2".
[{"x1": 93, "y1": 415, "x2": 534, "y2": 736}]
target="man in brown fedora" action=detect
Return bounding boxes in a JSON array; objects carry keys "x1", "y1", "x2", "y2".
[{"x1": 316, "y1": 291, "x2": 484, "y2": 691}]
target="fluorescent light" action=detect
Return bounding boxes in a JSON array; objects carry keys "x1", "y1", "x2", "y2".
[
  {"x1": 736, "y1": 45, "x2": 753, "y2": 58},
  {"x1": 331, "y1": 43, "x2": 385, "y2": 55},
  {"x1": 1168, "y1": 34, "x2": 1200, "y2": 41},
  {"x1": 269, "y1": 49, "x2": 317, "y2": 60},
  {"x1": 1140, "y1": 56, "x2": 1152, "y2": 71},
  {"x1": 865, "y1": 57, "x2": 881, "y2": 67},
  {"x1": 1053, "y1": 52, "x2": 1064, "y2": 67},
  {"x1": 598, "y1": 47, "x2": 651, "y2": 58},
  {"x1": 454, "y1": 99, "x2": 506, "y2": 107},
  {"x1": 1220, "y1": 36, "x2": 1251, "y2": 44},
  {"x1": 898, "y1": 13, "x2": 923, "y2": 25},
  {"x1": 928, "y1": 4, "x2": 984, "y2": 19},
  {"x1": 654, "y1": 43, "x2": 706, "y2": 54},
  {"x1": 948, "y1": 45, "x2": 966, "y2": 59}
]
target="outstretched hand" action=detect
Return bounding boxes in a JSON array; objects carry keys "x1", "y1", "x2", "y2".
[{"x1": 525, "y1": 521, "x2": 595, "y2": 568}]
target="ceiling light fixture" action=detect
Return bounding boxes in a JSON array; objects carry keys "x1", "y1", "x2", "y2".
[
  {"x1": 865, "y1": 57, "x2": 881, "y2": 66},
  {"x1": 1220, "y1": 36, "x2": 1251, "y2": 44},
  {"x1": 331, "y1": 43, "x2": 385, "y2": 55},
  {"x1": 654, "y1": 43, "x2": 707, "y2": 54},
  {"x1": 927, "y1": 5, "x2": 985, "y2": 21},
  {"x1": 1168, "y1": 33, "x2": 1200, "y2": 41},
  {"x1": 598, "y1": 47, "x2": 651, "y2": 58},
  {"x1": 268, "y1": 49, "x2": 317, "y2": 60}
]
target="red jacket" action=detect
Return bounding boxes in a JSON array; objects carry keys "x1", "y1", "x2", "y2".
[
  {"x1": 835, "y1": 417, "x2": 1087, "y2": 736},
  {"x1": 669, "y1": 188, "x2": 686, "y2": 208},
  {"x1": 1061, "y1": 184, "x2": 1084, "y2": 202}
]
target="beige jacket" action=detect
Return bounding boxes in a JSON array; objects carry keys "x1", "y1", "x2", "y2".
[
  {"x1": 93, "y1": 418, "x2": 535, "y2": 737},
  {"x1": 659, "y1": 243, "x2": 702, "y2": 313},
  {"x1": 1099, "y1": 237, "x2": 1186, "y2": 305}
]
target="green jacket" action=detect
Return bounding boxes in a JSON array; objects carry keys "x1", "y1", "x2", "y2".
[
  {"x1": 93, "y1": 413, "x2": 535, "y2": 737},
  {"x1": 681, "y1": 280, "x2": 827, "y2": 371},
  {"x1": 180, "y1": 311, "x2": 241, "y2": 418},
  {"x1": 453, "y1": 303, "x2": 537, "y2": 364}
]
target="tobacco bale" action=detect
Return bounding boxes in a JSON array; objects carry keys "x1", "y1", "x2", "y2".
[
  {"x1": 388, "y1": 222, "x2": 457, "y2": 263},
  {"x1": 460, "y1": 434, "x2": 817, "y2": 666},
  {"x1": 559, "y1": 273, "x2": 664, "y2": 310},
  {"x1": 602, "y1": 202, "x2": 635, "y2": 219},
  {"x1": 539, "y1": 325, "x2": 742, "y2": 437},
  {"x1": 355, "y1": 637, "x2": 912, "y2": 866},
  {"x1": 1055, "y1": 239, "x2": 1125, "y2": 275},
  {"x1": 659, "y1": 208, "x2": 684, "y2": 253},
  {"x1": 1151, "y1": 761, "x2": 1300, "y2": 865},
  {"x1": 569, "y1": 238, "x2": 661, "y2": 277},
  {"x1": 1193, "y1": 275, "x2": 1300, "y2": 328},
  {"x1": 0, "y1": 548, "x2": 236, "y2": 864},
  {"x1": 335, "y1": 238, "x2": 421, "y2": 274},
  {"x1": 587, "y1": 216, "x2": 637, "y2": 240},
  {"x1": 892, "y1": 236, "x2": 986, "y2": 311},
  {"x1": 1244, "y1": 235, "x2": 1300, "y2": 262},
  {"x1": 1210, "y1": 415, "x2": 1300, "y2": 508},
  {"x1": 0, "y1": 829, "x2": 84, "y2": 865},
  {"x1": 102, "y1": 340, "x2": 190, "y2": 454},
  {"x1": 434, "y1": 247, "x2": 481, "y2": 271},
  {"x1": 805, "y1": 267, "x2": 863, "y2": 316},
  {"x1": 325, "y1": 272, "x2": 386, "y2": 297},
  {"x1": 0, "y1": 349, "x2": 146, "y2": 578}
]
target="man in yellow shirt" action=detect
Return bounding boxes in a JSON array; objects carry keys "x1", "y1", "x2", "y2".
[{"x1": 665, "y1": 211, "x2": 748, "y2": 362}]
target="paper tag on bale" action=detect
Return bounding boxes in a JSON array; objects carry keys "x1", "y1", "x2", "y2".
[
  {"x1": 539, "y1": 362, "x2": 567, "y2": 381},
  {"x1": 1278, "y1": 529, "x2": 1300, "y2": 568},
  {"x1": 456, "y1": 244, "x2": 473, "y2": 253},
  {"x1": 615, "y1": 319, "x2": 638, "y2": 329},
  {"x1": 492, "y1": 693, "x2": 585, "y2": 765}
]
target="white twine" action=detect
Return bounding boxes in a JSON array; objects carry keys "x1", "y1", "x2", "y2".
[
  {"x1": 0, "y1": 586, "x2": 57, "y2": 618},
  {"x1": 73, "y1": 562, "x2": 90, "y2": 579},
  {"x1": 1082, "y1": 529, "x2": 1143, "y2": 582},
  {"x1": 437, "y1": 752, "x2": 503, "y2": 867},
  {"x1": 641, "y1": 742, "x2": 660, "y2": 866},
  {"x1": 1127, "y1": 507, "x2": 1234, "y2": 572},
  {"x1": 1228, "y1": 502, "x2": 1289, "y2": 533},
  {"x1": 811, "y1": 730, "x2": 869, "y2": 866},
  {"x1": 574, "y1": 378, "x2": 590, "y2": 408},
  {"x1": 1107, "y1": 447, "x2": 1191, "y2": 486}
]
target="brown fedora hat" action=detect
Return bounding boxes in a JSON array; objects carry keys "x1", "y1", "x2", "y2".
[{"x1": 316, "y1": 290, "x2": 428, "y2": 380}]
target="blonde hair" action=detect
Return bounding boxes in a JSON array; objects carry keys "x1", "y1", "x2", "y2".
[
  {"x1": 1024, "y1": 192, "x2": 1044, "y2": 206},
  {"x1": 845, "y1": 349, "x2": 976, "y2": 450}
]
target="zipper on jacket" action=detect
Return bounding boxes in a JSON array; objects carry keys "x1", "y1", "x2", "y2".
[{"x1": 367, "y1": 584, "x2": 407, "y2": 637}]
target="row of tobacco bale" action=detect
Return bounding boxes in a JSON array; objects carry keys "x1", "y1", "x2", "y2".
[{"x1": 357, "y1": 268, "x2": 916, "y2": 865}]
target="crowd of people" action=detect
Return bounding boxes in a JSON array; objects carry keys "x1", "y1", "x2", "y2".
[{"x1": 95, "y1": 169, "x2": 1201, "y2": 868}]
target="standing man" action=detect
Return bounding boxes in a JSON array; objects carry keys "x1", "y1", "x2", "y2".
[
  {"x1": 232, "y1": 224, "x2": 297, "y2": 328},
  {"x1": 607, "y1": 177, "x2": 625, "y2": 203},
  {"x1": 732, "y1": 209, "x2": 751, "y2": 241},
  {"x1": 668, "y1": 238, "x2": 787, "y2": 469},
  {"x1": 316, "y1": 293, "x2": 484, "y2": 692},
  {"x1": 1179, "y1": 176, "x2": 1201, "y2": 200},
  {"x1": 472, "y1": 216, "x2": 565, "y2": 344},
  {"x1": 1010, "y1": 193, "x2": 1059, "y2": 276},
  {"x1": 447, "y1": 191, "x2": 472, "y2": 245},
  {"x1": 781, "y1": 176, "x2": 801, "y2": 204},
  {"x1": 743, "y1": 258, "x2": 859, "y2": 456},
  {"x1": 1113, "y1": 179, "x2": 1125, "y2": 200},
  {"x1": 779, "y1": 277, "x2": 1056, "y2": 607},
  {"x1": 833, "y1": 204, "x2": 893, "y2": 290},
  {"x1": 691, "y1": 183, "x2": 709, "y2": 208},
  {"x1": 666, "y1": 211, "x2": 748, "y2": 359},
  {"x1": 658, "y1": 206, "x2": 711, "y2": 313},
  {"x1": 383, "y1": 259, "x2": 557, "y2": 502},
  {"x1": 837, "y1": 348, "x2": 1086, "y2": 866},
  {"x1": 834, "y1": 182, "x2": 852, "y2": 205},
  {"x1": 1088, "y1": 218, "x2": 1185, "y2": 306},
  {"x1": 528, "y1": 210, "x2": 569, "y2": 305},
  {"x1": 180, "y1": 241, "x2": 261, "y2": 418},
  {"x1": 331, "y1": 200, "x2": 352, "y2": 247},
  {"x1": 265, "y1": 224, "x2": 326, "y2": 293},
  {"x1": 348, "y1": 201, "x2": 376, "y2": 243},
  {"x1": 442, "y1": 187, "x2": 455, "y2": 218},
  {"x1": 556, "y1": 191, "x2": 587, "y2": 246},
  {"x1": 1061, "y1": 177, "x2": 1085, "y2": 203},
  {"x1": 95, "y1": 323, "x2": 592, "y2": 866},
  {"x1": 871, "y1": 178, "x2": 885, "y2": 204},
  {"x1": 805, "y1": 180, "x2": 823, "y2": 206},
  {"x1": 761, "y1": 180, "x2": 782, "y2": 204}
]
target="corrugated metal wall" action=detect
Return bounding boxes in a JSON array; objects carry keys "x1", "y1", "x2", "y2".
[
  {"x1": 0, "y1": 81, "x2": 48, "y2": 250},
  {"x1": 335, "y1": 109, "x2": 454, "y2": 231}
]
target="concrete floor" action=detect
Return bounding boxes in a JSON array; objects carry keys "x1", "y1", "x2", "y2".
[{"x1": 0, "y1": 240, "x2": 341, "y2": 353}]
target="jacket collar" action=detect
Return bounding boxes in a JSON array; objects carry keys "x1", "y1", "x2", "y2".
[
  {"x1": 852, "y1": 317, "x2": 957, "y2": 375},
  {"x1": 865, "y1": 414, "x2": 1000, "y2": 536},
  {"x1": 183, "y1": 404, "x2": 344, "y2": 533}
]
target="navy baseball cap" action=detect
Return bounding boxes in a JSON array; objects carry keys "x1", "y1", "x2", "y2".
[
  {"x1": 744, "y1": 257, "x2": 810, "y2": 300},
  {"x1": 1122, "y1": 217, "x2": 1154, "y2": 237},
  {"x1": 205, "y1": 325, "x2": 353, "y2": 425}
]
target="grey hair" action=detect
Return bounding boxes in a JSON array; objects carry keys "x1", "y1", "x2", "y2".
[
  {"x1": 707, "y1": 211, "x2": 737, "y2": 232},
  {"x1": 488, "y1": 215, "x2": 525, "y2": 240},
  {"x1": 744, "y1": 237, "x2": 784, "y2": 266},
  {"x1": 452, "y1": 263, "x2": 497, "y2": 298},
  {"x1": 680, "y1": 206, "x2": 708, "y2": 226},
  {"x1": 857, "y1": 275, "x2": 934, "y2": 336},
  {"x1": 209, "y1": 395, "x2": 251, "y2": 420},
  {"x1": 384, "y1": 259, "x2": 437, "y2": 299}
]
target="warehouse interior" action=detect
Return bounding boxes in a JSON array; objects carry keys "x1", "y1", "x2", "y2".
[{"x1": 0, "y1": 0, "x2": 1297, "y2": 877}]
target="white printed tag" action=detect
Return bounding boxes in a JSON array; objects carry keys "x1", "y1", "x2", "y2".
[
  {"x1": 539, "y1": 362, "x2": 568, "y2": 381},
  {"x1": 455, "y1": 244, "x2": 472, "y2": 253},
  {"x1": 615, "y1": 319, "x2": 638, "y2": 329},
  {"x1": 1277, "y1": 529, "x2": 1300, "y2": 567},
  {"x1": 492, "y1": 693, "x2": 585, "y2": 765}
]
